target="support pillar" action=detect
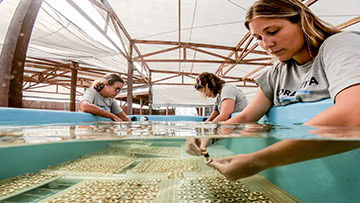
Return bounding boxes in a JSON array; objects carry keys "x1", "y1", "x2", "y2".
[
  {"x1": 0, "y1": 0, "x2": 43, "y2": 107},
  {"x1": 148, "y1": 72, "x2": 153, "y2": 115},
  {"x1": 127, "y1": 60, "x2": 134, "y2": 115},
  {"x1": 140, "y1": 99, "x2": 143, "y2": 115},
  {"x1": 127, "y1": 41, "x2": 134, "y2": 115},
  {"x1": 70, "y1": 61, "x2": 78, "y2": 112}
]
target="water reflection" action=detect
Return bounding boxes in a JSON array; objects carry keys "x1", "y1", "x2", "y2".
[{"x1": 1, "y1": 121, "x2": 360, "y2": 147}]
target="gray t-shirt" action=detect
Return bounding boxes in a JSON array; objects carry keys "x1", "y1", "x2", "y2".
[
  {"x1": 255, "y1": 31, "x2": 360, "y2": 106},
  {"x1": 80, "y1": 88, "x2": 123, "y2": 114},
  {"x1": 214, "y1": 84, "x2": 248, "y2": 113}
]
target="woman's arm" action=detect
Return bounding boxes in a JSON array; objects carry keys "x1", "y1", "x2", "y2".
[
  {"x1": 186, "y1": 88, "x2": 272, "y2": 156},
  {"x1": 304, "y1": 84, "x2": 360, "y2": 126},
  {"x1": 117, "y1": 111, "x2": 130, "y2": 121},
  {"x1": 208, "y1": 86, "x2": 360, "y2": 180},
  {"x1": 186, "y1": 108, "x2": 220, "y2": 155},
  {"x1": 211, "y1": 99, "x2": 235, "y2": 122},
  {"x1": 208, "y1": 140, "x2": 360, "y2": 180},
  {"x1": 225, "y1": 88, "x2": 272, "y2": 124},
  {"x1": 80, "y1": 101, "x2": 121, "y2": 121},
  {"x1": 206, "y1": 110, "x2": 220, "y2": 121}
]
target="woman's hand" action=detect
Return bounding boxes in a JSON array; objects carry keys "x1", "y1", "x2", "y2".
[
  {"x1": 112, "y1": 116, "x2": 122, "y2": 122},
  {"x1": 207, "y1": 154, "x2": 265, "y2": 180},
  {"x1": 185, "y1": 138, "x2": 212, "y2": 156}
]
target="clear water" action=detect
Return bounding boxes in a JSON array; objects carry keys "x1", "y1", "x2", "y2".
[
  {"x1": 1, "y1": 121, "x2": 359, "y2": 203},
  {"x1": 1, "y1": 121, "x2": 360, "y2": 147}
]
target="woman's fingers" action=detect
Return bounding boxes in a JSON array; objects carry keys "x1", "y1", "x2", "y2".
[
  {"x1": 199, "y1": 138, "x2": 211, "y2": 150},
  {"x1": 185, "y1": 138, "x2": 202, "y2": 156}
]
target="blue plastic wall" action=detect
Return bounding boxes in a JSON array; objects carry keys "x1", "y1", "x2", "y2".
[
  {"x1": 130, "y1": 115, "x2": 208, "y2": 122},
  {"x1": 0, "y1": 107, "x2": 208, "y2": 124},
  {"x1": 0, "y1": 107, "x2": 110, "y2": 125},
  {"x1": 265, "y1": 98, "x2": 333, "y2": 125}
]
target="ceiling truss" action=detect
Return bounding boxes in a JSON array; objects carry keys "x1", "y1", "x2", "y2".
[{"x1": 20, "y1": 0, "x2": 360, "y2": 101}]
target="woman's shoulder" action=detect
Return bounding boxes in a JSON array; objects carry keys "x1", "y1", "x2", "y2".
[
  {"x1": 221, "y1": 84, "x2": 238, "y2": 94},
  {"x1": 222, "y1": 84, "x2": 246, "y2": 95},
  {"x1": 327, "y1": 31, "x2": 359, "y2": 40},
  {"x1": 84, "y1": 88, "x2": 104, "y2": 99},
  {"x1": 222, "y1": 84, "x2": 238, "y2": 91},
  {"x1": 84, "y1": 87, "x2": 97, "y2": 94},
  {"x1": 322, "y1": 31, "x2": 360, "y2": 48}
]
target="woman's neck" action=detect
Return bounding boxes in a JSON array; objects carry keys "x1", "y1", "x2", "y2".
[
  {"x1": 98, "y1": 89, "x2": 107, "y2": 98},
  {"x1": 293, "y1": 44, "x2": 316, "y2": 65}
]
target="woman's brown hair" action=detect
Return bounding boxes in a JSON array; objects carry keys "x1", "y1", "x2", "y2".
[
  {"x1": 92, "y1": 73, "x2": 124, "y2": 90},
  {"x1": 245, "y1": 0, "x2": 340, "y2": 55},
  {"x1": 195, "y1": 72, "x2": 225, "y2": 97}
]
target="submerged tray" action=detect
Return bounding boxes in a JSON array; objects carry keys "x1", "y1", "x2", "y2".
[
  {"x1": 38, "y1": 173, "x2": 301, "y2": 203},
  {"x1": 0, "y1": 173, "x2": 59, "y2": 201}
]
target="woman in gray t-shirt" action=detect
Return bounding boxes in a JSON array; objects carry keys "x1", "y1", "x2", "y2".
[
  {"x1": 186, "y1": 72, "x2": 248, "y2": 156},
  {"x1": 187, "y1": 0, "x2": 360, "y2": 180},
  {"x1": 80, "y1": 73, "x2": 130, "y2": 121},
  {"x1": 194, "y1": 72, "x2": 248, "y2": 122}
]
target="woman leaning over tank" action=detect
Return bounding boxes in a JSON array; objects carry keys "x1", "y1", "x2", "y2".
[
  {"x1": 194, "y1": 72, "x2": 248, "y2": 122},
  {"x1": 186, "y1": 72, "x2": 248, "y2": 155},
  {"x1": 186, "y1": 0, "x2": 360, "y2": 180},
  {"x1": 80, "y1": 73, "x2": 130, "y2": 122}
]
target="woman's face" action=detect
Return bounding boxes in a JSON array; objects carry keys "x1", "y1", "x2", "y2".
[
  {"x1": 198, "y1": 86, "x2": 216, "y2": 98},
  {"x1": 249, "y1": 17, "x2": 311, "y2": 64},
  {"x1": 203, "y1": 88, "x2": 216, "y2": 98},
  {"x1": 195, "y1": 77, "x2": 216, "y2": 98},
  {"x1": 105, "y1": 81, "x2": 123, "y2": 98}
]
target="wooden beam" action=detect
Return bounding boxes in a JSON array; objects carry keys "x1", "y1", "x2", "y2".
[
  {"x1": 27, "y1": 57, "x2": 67, "y2": 66},
  {"x1": 236, "y1": 37, "x2": 254, "y2": 63},
  {"x1": 178, "y1": 0, "x2": 182, "y2": 72},
  {"x1": 88, "y1": 0, "x2": 108, "y2": 11},
  {"x1": 70, "y1": 61, "x2": 78, "y2": 111},
  {"x1": 336, "y1": 16, "x2": 360, "y2": 30},
  {"x1": 148, "y1": 72, "x2": 153, "y2": 115},
  {"x1": 152, "y1": 82, "x2": 257, "y2": 87},
  {"x1": 152, "y1": 82, "x2": 196, "y2": 86},
  {"x1": 23, "y1": 89, "x2": 83, "y2": 96},
  {"x1": 152, "y1": 74, "x2": 181, "y2": 83},
  {"x1": 24, "y1": 84, "x2": 50, "y2": 90},
  {"x1": 304, "y1": 0, "x2": 318, "y2": 6},
  {"x1": 134, "y1": 46, "x2": 180, "y2": 60},
  {"x1": 109, "y1": 16, "x2": 128, "y2": 58},
  {"x1": 151, "y1": 69, "x2": 255, "y2": 82},
  {"x1": 127, "y1": 42, "x2": 134, "y2": 115},
  {"x1": 133, "y1": 39, "x2": 268, "y2": 55},
  {"x1": 242, "y1": 65, "x2": 268, "y2": 80},
  {"x1": 102, "y1": 0, "x2": 132, "y2": 42},
  {"x1": 187, "y1": 46, "x2": 235, "y2": 62},
  {"x1": 215, "y1": 32, "x2": 251, "y2": 75},
  {"x1": 66, "y1": 0, "x2": 128, "y2": 59},
  {"x1": 101, "y1": 0, "x2": 151, "y2": 79},
  {"x1": 136, "y1": 59, "x2": 271, "y2": 66},
  {"x1": 250, "y1": 72, "x2": 264, "y2": 80},
  {"x1": 190, "y1": 50, "x2": 197, "y2": 73},
  {"x1": 0, "y1": 0, "x2": 43, "y2": 107},
  {"x1": 104, "y1": 12, "x2": 110, "y2": 34},
  {"x1": 223, "y1": 42, "x2": 259, "y2": 76}
]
